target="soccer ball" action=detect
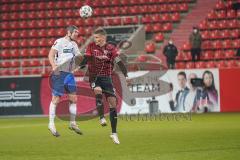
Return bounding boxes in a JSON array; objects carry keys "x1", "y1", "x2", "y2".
[{"x1": 79, "y1": 5, "x2": 93, "y2": 18}]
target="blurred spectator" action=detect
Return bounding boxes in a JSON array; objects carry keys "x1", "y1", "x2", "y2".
[
  {"x1": 163, "y1": 40, "x2": 178, "y2": 69},
  {"x1": 236, "y1": 48, "x2": 240, "y2": 57},
  {"x1": 189, "y1": 27, "x2": 202, "y2": 62}
]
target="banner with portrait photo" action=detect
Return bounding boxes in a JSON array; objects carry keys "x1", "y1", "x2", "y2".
[{"x1": 119, "y1": 69, "x2": 220, "y2": 114}]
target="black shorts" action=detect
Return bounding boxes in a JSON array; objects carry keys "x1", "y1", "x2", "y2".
[{"x1": 90, "y1": 76, "x2": 116, "y2": 97}]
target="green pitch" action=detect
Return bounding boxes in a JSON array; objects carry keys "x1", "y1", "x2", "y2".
[{"x1": 0, "y1": 113, "x2": 240, "y2": 160}]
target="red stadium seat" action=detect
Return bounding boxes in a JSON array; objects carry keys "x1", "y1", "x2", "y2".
[
  {"x1": 39, "y1": 48, "x2": 49, "y2": 57},
  {"x1": 198, "y1": 21, "x2": 208, "y2": 30},
  {"x1": 201, "y1": 31, "x2": 209, "y2": 40},
  {"x1": 30, "y1": 60, "x2": 41, "y2": 67},
  {"x1": 172, "y1": 13, "x2": 180, "y2": 22},
  {"x1": 47, "y1": 29, "x2": 56, "y2": 37},
  {"x1": 29, "y1": 39, "x2": 38, "y2": 47},
  {"x1": 227, "y1": 60, "x2": 238, "y2": 68},
  {"x1": 93, "y1": 8, "x2": 102, "y2": 16},
  {"x1": 152, "y1": 14, "x2": 161, "y2": 23},
  {"x1": 102, "y1": 8, "x2": 112, "y2": 16},
  {"x1": 215, "y1": 1, "x2": 225, "y2": 10},
  {"x1": 142, "y1": 15, "x2": 152, "y2": 24},
  {"x1": 214, "y1": 51, "x2": 224, "y2": 59},
  {"x1": 1, "y1": 40, "x2": 10, "y2": 48},
  {"x1": 232, "y1": 39, "x2": 240, "y2": 49},
  {"x1": 0, "y1": 69, "x2": 11, "y2": 76},
  {"x1": 180, "y1": 3, "x2": 188, "y2": 12},
  {"x1": 37, "y1": 2, "x2": 46, "y2": 10},
  {"x1": 56, "y1": 28, "x2": 65, "y2": 37},
  {"x1": 1, "y1": 50, "x2": 11, "y2": 59},
  {"x1": 144, "y1": 24, "x2": 152, "y2": 32},
  {"x1": 176, "y1": 62, "x2": 186, "y2": 69},
  {"x1": 23, "y1": 68, "x2": 31, "y2": 75},
  {"x1": 227, "y1": 10, "x2": 237, "y2": 19},
  {"x1": 20, "y1": 49, "x2": 29, "y2": 58},
  {"x1": 39, "y1": 39, "x2": 49, "y2": 47},
  {"x1": 22, "y1": 60, "x2": 30, "y2": 67},
  {"x1": 216, "y1": 61, "x2": 227, "y2": 68},
  {"x1": 30, "y1": 48, "x2": 39, "y2": 57},
  {"x1": 28, "y1": 30, "x2": 38, "y2": 38},
  {"x1": 1, "y1": 61, "x2": 11, "y2": 68},
  {"x1": 185, "y1": 62, "x2": 194, "y2": 69},
  {"x1": 206, "y1": 61, "x2": 216, "y2": 68},
  {"x1": 216, "y1": 10, "x2": 226, "y2": 19},
  {"x1": 145, "y1": 42, "x2": 156, "y2": 53},
  {"x1": 154, "y1": 33, "x2": 164, "y2": 42},
  {"x1": 136, "y1": 55, "x2": 147, "y2": 62},
  {"x1": 85, "y1": 18, "x2": 94, "y2": 26},
  {"x1": 228, "y1": 20, "x2": 238, "y2": 28},
  {"x1": 11, "y1": 68, "x2": 20, "y2": 75},
  {"x1": 223, "y1": 40, "x2": 232, "y2": 49},
  {"x1": 10, "y1": 31, "x2": 20, "y2": 39},
  {"x1": 176, "y1": 53, "x2": 184, "y2": 61},
  {"x1": 153, "y1": 23, "x2": 162, "y2": 32},
  {"x1": 38, "y1": 20, "x2": 47, "y2": 28},
  {"x1": 162, "y1": 23, "x2": 172, "y2": 32},
  {"x1": 1, "y1": 31, "x2": 8, "y2": 39},
  {"x1": 31, "y1": 68, "x2": 42, "y2": 75},
  {"x1": 123, "y1": 17, "x2": 133, "y2": 25},
  {"x1": 225, "y1": 50, "x2": 235, "y2": 58},
  {"x1": 56, "y1": 19, "x2": 65, "y2": 27},
  {"x1": 111, "y1": 7, "x2": 120, "y2": 15},
  {"x1": 11, "y1": 61, "x2": 20, "y2": 68},
  {"x1": 202, "y1": 51, "x2": 214, "y2": 60},
  {"x1": 195, "y1": 61, "x2": 206, "y2": 69},
  {"x1": 230, "y1": 29, "x2": 239, "y2": 38},
  {"x1": 43, "y1": 59, "x2": 51, "y2": 66},
  {"x1": 112, "y1": 0, "x2": 120, "y2": 5},
  {"x1": 11, "y1": 49, "x2": 19, "y2": 58},
  {"x1": 182, "y1": 43, "x2": 190, "y2": 51},
  {"x1": 94, "y1": 18, "x2": 104, "y2": 26}
]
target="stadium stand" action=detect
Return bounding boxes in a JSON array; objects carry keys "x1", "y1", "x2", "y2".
[{"x1": 0, "y1": 0, "x2": 239, "y2": 76}]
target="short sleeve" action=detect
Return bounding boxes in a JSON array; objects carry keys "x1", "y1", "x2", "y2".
[
  {"x1": 111, "y1": 46, "x2": 119, "y2": 60},
  {"x1": 51, "y1": 40, "x2": 61, "y2": 52},
  {"x1": 73, "y1": 42, "x2": 82, "y2": 56},
  {"x1": 85, "y1": 43, "x2": 92, "y2": 56}
]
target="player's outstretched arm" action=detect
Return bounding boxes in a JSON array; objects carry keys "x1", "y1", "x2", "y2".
[{"x1": 115, "y1": 56, "x2": 128, "y2": 77}]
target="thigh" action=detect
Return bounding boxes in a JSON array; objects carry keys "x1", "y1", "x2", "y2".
[
  {"x1": 100, "y1": 77, "x2": 116, "y2": 97},
  {"x1": 68, "y1": 93, "x2": 77, "y2": 103},
  {"x1": 64, "y1": 73, "x2": 77, "y2": 94},
  {"x1": 51, "y1": 73, "x2": 64, "y2": 96}
]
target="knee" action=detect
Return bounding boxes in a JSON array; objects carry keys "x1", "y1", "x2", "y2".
[
  {"x1": 69, "y1": 95, "x2": 77, "y2": 103},
  {"x1": 52, "y1": 96, "x2": 60, "y2": 104},
  {"x1": 94, "y1": 87, "x2": 102, "y2": 95}
]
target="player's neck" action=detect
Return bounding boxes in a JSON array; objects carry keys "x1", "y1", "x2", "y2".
[
  {"x1": 98, "y1": 42, "x2": 106, "y2": 47},
  {"x1": 65, "y1": 36, "x2": 72, "y2": 42}
]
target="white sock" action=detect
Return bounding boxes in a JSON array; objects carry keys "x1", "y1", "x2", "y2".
[
  {"x1": 69, "y1": 103, "x2": 77, "y2": 125},
  {"x1": 49, "y1": 101, "x2": 57, "y2": 126}
]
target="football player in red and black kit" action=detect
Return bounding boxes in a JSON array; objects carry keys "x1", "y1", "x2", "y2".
[{"x1": 83, "y1": 28, "x2": 129, "y2": 144}]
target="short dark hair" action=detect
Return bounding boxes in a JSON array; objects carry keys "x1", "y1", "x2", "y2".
[
  {"x1": 66, "y1": 25, "x2": 78, "y2": 33},
  {"x1": 177, "y1": 71, "x2": 187, "y2": 79},
  {"x1": 94, "y1": 28, "x2": 107, "y2": 36}
]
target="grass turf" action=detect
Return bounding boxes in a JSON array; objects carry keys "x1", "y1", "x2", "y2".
[{"x1": 0, "y1": 113, "x2": 239, "y2": 160}]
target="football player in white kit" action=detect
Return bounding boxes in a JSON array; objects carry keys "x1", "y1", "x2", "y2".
[{"x1": 48, "y1": 25, "x2": 83, "y2": 137}]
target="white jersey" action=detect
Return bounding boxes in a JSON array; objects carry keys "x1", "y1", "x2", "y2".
[{"x1": 51, "y1": 37, "x2": 81, "y2": 72}]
